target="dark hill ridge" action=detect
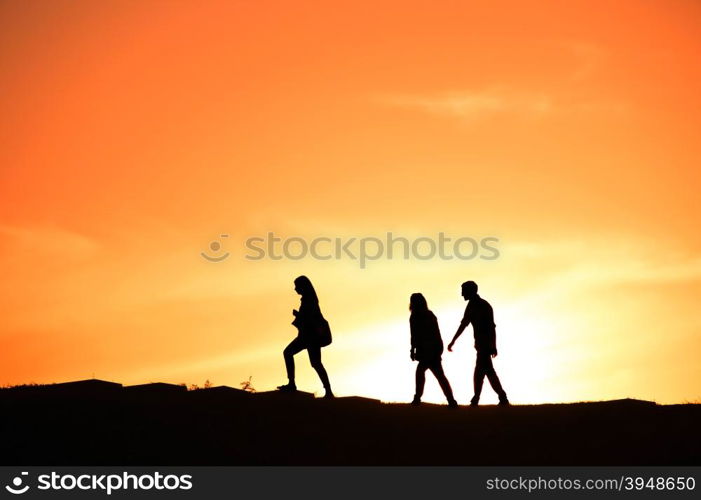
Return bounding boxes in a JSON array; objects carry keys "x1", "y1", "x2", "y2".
[{"x1": 0, "y1": 379, "x2": 698, "y2": 465}]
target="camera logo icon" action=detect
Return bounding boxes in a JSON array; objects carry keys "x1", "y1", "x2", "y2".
[
  {"x1": 5, "y1": 472, "x2": 29, "y2": 495},
  {"x1": 201, "y1": 234, "x2": 230, "y2": 262}
]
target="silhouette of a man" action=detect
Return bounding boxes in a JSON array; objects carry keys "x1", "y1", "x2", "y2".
[{"x1": 448, "y1": 281, "x2": 509, "y2": 406}]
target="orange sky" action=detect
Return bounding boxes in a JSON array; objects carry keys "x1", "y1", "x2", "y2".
[{"x1": 1, "y1": 0, "x2": 700, "y2": 404}]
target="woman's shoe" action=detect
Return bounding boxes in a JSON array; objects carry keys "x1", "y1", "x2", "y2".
[
  {"x1": 411, "y1": 396, "x2": 421, "y2": 406},
  {"x1": 277, "y1": 383, "x2": 297, "y2": 392}
]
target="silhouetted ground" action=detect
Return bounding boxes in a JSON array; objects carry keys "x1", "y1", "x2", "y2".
[{"x1": 1, "y1": 379, "x2": 698, "y2": 465}]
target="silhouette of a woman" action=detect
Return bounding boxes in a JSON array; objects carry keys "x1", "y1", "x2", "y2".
[
  {"x1": 409, "y1": 293, "x2": 457, "y2": 407},
  {"x1": 278, "y1": 276, "x2": 334, "y2": 398}
]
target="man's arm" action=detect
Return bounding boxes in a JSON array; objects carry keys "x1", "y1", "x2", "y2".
[{"x1": 447, "y1": 314, "x2": 470, "y2": 352}]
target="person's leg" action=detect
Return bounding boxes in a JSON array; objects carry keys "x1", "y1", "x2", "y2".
[
  {"x1": 413, "y1": 361, "x2": 429, "y2": 403},
  {"x1": 428, "y1": 361, "x2": 457, "y2": 406},
  {"x1": 307, "y1": 344, "x2": 333, "y2": 397},
  {"x1": 483, "y1": 355, "x2": 508, "y2": 403},
  {"x1": 282, "y1": 337, "x2": 305, "y2": 388},
  {"x1": 472, "y1": 352, "x2": 487, "y2": 405}
]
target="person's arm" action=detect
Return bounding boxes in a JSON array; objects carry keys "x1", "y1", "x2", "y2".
[
  {"x1": 489, "y1": 329, "x2": 498, "y2": 358},
  {"x1": 296, "y1": 297, "x2": 320, "y2": 325},
  {"x1": 409, "y1": 316, "x2": 417, "y2": 361},
  {"x1": 432, "y1": 314, "x2": 444, "y2": 353},
  {"x1": 447, "y1": 310, "x2": 470, "y2": 352},
  {"x1": 486, "y1": 302, "x2": 497, "y2": 357}
]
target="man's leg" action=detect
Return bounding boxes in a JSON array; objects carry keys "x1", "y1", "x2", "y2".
[
  {"x1": 483, "y1": 354, "x2": 508, "y2": 402},
  {"x1": 428, "y1": 361, "x2": 457, "y2": 406},
  {"x1": 472, "y1": 352, "x2": 487, "y2": 405},
  {"x1": 282, "y1": 337, "x2": 306, "y2": 387}
]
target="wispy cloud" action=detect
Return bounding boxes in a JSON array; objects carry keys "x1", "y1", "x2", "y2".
[
  {"x1": 381, "y1": 88, "x2": 553, "y2": 120},
  {"x1": 0, "y1": 224, "x2": 99, "y2": 258},
  {"x1": 379, "y1": 41, "x2": 617, "y2": 122}
]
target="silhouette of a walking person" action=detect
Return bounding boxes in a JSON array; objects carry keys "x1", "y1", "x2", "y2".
[
  {"x1": 448, "y1": 281, "x2": 509, "y2": 406},
  {"x1": 278, "y1": 276, "x2": 334, "y2": 398},
  {"x1": 409, "y1": 293, "x2": 458, "y2": 408}
]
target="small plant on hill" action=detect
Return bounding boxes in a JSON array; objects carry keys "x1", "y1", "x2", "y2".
[
  {"x1": 240, "y1": 376, "x2": 256, "y2": 393},
  {"x1": 185, "y1": 380, "x2": 213, "y2": 391},
  {"x1": 1, "y1": 382, "x2": 40, "y2": 389}
]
